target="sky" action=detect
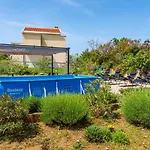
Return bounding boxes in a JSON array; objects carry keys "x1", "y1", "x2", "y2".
[{"x1": 0, "y1": 0, "x2": 150, "y2": 54}]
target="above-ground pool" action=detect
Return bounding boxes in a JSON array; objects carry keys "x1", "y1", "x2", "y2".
[{"x1": 0, "y1": 75, "x2": 98, "y2": 99}]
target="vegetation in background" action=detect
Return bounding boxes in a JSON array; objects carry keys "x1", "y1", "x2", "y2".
[
  {"x1": 70, "y1": 38, "x2": 150, "y2": 75},
  {"x1": 121, "y1": 88, "x2": 150, "y2": 128},
  {"x1": 0, "y1": 59, "x2": 39, "y2": 75},
  {"x1": 34, "y1": 57, "x2": 51, "y2": 70},
  {"x1": 41, "y1": 94, "x2": 89, "y2": 126},
  {"x1": 0, "y1": 55, "x2": 66, "y2": 75},
  {"x1": 0, "y1": 54, "x2": 9, "y2": 60},
  {"x1": 0, "y1": 38, "x2": 149, "y2": 76}
]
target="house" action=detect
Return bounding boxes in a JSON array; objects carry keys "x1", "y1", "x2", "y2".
[{"x1": 11, "y1": 26, "x2": 67, "y2": 67}]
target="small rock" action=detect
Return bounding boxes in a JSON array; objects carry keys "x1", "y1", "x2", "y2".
[
  {"x1": 76, "y1": 140, "x2": 80, "y2": 143},
  {"x1": 141, "y1": 128, "x2": 145, "y2": 131}
]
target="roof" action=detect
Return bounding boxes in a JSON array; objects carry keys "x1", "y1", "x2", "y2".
[
  {"x1": 0, "y1": 43, "x2": 69, "y2": 55},
  {"x1": 23, "y1": 27, "x2": 61, "y2": 34}
]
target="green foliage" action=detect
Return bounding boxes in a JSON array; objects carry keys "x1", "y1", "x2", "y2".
[
  {"x1": 85, "y1": 79, "x2": 119, "y2": 118},
  {"x1": 84, "y1": 124, "x2": 112, "y2": 142},
  {"x1": 0, "y1": 58, "x2": 67, "y2": 75},
  {"x1": 0, "y1": 60, "x2": 41, "y2": 75},
  {"x1": 119, "y1": 88, "x2": 134, "y2": 95},
  {"x1": 72, "y1": 140, "x2": 84, "y2": 150},
  {"x1": 41, "y1": 94, "x2": 89, "y2": 125},
  {"x1": 1, "y1": 38, "x2": 149, "y2": 76},
  {"x1": 94, "y1": 68, "x2": 104, "y2": 76},
  {"x1": 54, "y1": 67, "x2": 67, "y2": 74},
  {"x1": 0, "y1": 94, "x2": 28, "y2": 124},
  {"x1": 22, "y1": 96, "x2": 42, "y2": 113},
  {"x1": 0, "y1": 94, "x2": 38, "y2": 141},
  {"x1": 86, "y1": 80, "x2": 118, "y2": 106},
  {"x1": 71, "y1": 38, "x2": 150, "y2": 75},
  {"x1": 122, "y1": 50, "x2": 150, "y2": 72},
  {"x1": 34, "y1": 57, "x2": 51, "y2": 70},
  {"x1": 85, "y1": 124, "x2": 129, "y2": 145},
  {"x1": 12, "y1": 64, "x2": 31, "y2": 75},
  {"x1": 121, "y1": 88, "x2": 150, "y2": 128},
  {"x1": 0, "y1": 121, "x2": 24, "y2": 137},
  {"x1": 119, "y1": 87, "x2": 143, "y2": 95},
  {"x1": 0, "y1": 54, "x2": 9, "y2": 60},
  {"x1": 112, "y1": 130, "x2": 129, "y2": 145}
]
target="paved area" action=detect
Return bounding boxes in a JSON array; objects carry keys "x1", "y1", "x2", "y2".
[{"x1": 110, "y1": 82, "x2": 150, "y2": 94}]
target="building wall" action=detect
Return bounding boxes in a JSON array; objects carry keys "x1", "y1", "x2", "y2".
[
  {"x1": 41, "y1": 34, "x2": 66, "y2": 47},
  {"x1": 22, "y1": 33, "x2": 41, "y2": 46},
  {"x1": 42, "y1": 34, "x2": 66, "y2": 64},
  {"x1": 12, "y1": 32, "x2": 67, "y2": 67}
]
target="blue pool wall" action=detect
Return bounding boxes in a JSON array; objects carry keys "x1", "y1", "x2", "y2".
[{"x1": 0, "y1": 75, "x2": 98, "y2": 99}]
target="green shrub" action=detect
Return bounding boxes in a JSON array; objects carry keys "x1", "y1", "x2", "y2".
[
  {"x1": 0, "y1": 94, "x2": 28, "y2": 124},
  {"x1": 23, "y1": 96, "x2": 42, "y2": 113},
  {"x1": 84, "y1": 125, "x2": 130, "y2": 145},
  {"x1": 121, "y1": 88, "x2": 150, "y2": 128},
  {"x1": 119, "y1": 87, "x2": 143, "y2": 95},
  {"x1": 85, "y1": 79, "x2": 119, "y2": 118},
  {"x1": 34, "y1": 57, "x2": 51, "y2": 70},
  {"x1": 0, "y1": 58, "x2": 67, "y2": 75},
  {"x1": 0, "y1": 121, "x2": 24, "y2": 137},
  {"x1": 86, "y1": 80, "x2": 119, "y2": 106},
  {"x1": 84, "y1": 124, "x2": 112, "y2": 142},
  {"x1": 0, "y1": 94, "x2": 38, "y2": 140},
  {"x1": 112, "y1": 130, "x2": 129, "y2": 145},
  {"x1": 72, "y1": 140, "x2": 84, "y2": 149},
  {"x1": 41, "y1": 94, "x2": 89, "y2": 125}
]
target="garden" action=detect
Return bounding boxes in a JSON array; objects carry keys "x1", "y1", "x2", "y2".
[
  {"x1": 0, "y1": 38, "x2": 150, "y2": 150},
  {"x1": 0, "y1": 80, "x2": 150, "y2": 150}
]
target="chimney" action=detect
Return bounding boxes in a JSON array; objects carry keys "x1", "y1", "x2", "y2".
[{"x1": 54, "y1": 26, "x2": 59, "y2": 28}]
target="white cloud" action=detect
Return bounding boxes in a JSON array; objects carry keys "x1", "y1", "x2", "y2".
[
  {"x1": 3, "y1": 20, "x2": 33, "y2": 27},
  {"x1": 61, "y1": 31, "x2": 75, "y2": 36},
  {"x1": 59, "y1": 0, "x2": 94, "y2": 16},
  {"x1": 61, "y1": 0, "x2": 80, "y2": 7},
  {"x1": 82, "y1": 8, "x2": 94, "y2": 16}
]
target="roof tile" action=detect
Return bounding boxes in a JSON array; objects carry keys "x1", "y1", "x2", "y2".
[{"x1": 23, "y1": 27, "x2": 60, "y2": 33}]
